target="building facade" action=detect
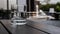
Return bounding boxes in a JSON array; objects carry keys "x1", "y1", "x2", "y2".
[
  {"x1": 26, "y1": 0, "x2": 40, "y2": 17},
  {"x1": 0, "y1": 0, "x2": 40, "y2": 18}
]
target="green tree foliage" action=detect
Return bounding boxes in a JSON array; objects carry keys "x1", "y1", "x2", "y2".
[
  {"x1": 39, "y1": 4, "x2": 51, "y2": 11},
  {"x1": 39, "y1": 2, "x2": 60, "y2": 12},
  {"x1": 55, "y1": 2, "x2": 60, "y2": 12}
]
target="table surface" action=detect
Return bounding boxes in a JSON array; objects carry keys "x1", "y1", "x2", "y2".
[
  {"x1": 1, "y1": 19, "x2": 60, "y2": 34},
  {"x1": 0, "y1": 23, "x2": 8, "y2": 34},
  {"x1": 0, "y1": 20, "x2": 46, "y2": 34},
  {"x1": 27, "y1": 18, "x2": 60, "y2": 34}
]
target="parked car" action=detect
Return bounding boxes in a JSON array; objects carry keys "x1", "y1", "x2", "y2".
[{"x1": 11, "y1": 17, "x2": 27, "y2": 25}]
